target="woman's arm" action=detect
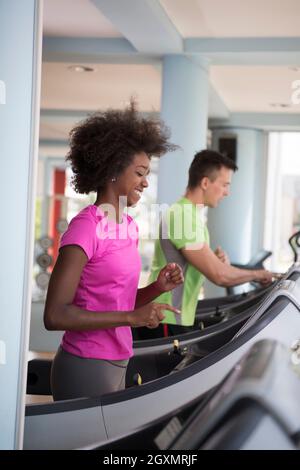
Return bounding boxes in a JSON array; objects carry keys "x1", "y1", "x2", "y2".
[
  {"x1": 135, "y1": 263, "x2": 184, "y2": 308},
  {"x1": 135, "y1": 282, "x2": 163, "y2": 309},
  {"x1": 44, "y1": 246, "x2": 179, "y2": 331}
]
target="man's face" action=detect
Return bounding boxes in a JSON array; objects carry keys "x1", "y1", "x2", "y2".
[{"x1": 203, "y1": 166, "x2": 233, "y2": 208}]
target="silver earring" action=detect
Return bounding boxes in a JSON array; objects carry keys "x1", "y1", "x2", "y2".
[{"x1": 111, "y1": 177, "x2": 116, "y2": 182}]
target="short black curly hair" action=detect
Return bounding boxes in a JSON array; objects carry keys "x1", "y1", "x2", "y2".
[{"x1": 66, "y1": 100, "x2": 177, "y2": 194}]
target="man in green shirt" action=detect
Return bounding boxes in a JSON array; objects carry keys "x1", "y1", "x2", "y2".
[{"x1": 147, "y1": 149, "x2": 273, "y2": 337}]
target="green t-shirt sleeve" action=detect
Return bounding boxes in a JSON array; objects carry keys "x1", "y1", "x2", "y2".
[{"x1": 167, "y1": 203, "x2": 207, "y2": 250}]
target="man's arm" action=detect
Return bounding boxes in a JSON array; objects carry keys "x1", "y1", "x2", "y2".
[
  {"x1": 215, "y1": 245, "x2": 230, "y2": 265},
  {"x1": 181, "y1": 243, "x2": 272, "y2": 287}
]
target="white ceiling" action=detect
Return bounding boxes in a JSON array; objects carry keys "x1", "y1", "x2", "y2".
[
  {"x1": 210, "y1": 66, "x2": 300, "y2": 113},
  {"x1": 40, "y1": 0, "x2": 300, "y2": 145},
  {"x1": 160, "y1": 0, "x2": 300, "y2": 38},
  {"x1": 41, "y1": 62, "x2": 300, "y2": 117},
  {"x1": 41, "y1": 62, "x2": 161, "y2": 111},
  {"x1": 43, "y1": 0, "x2": 122, "y2": 38},
  {"x1": 43, "y1": 0, "x2": 300, "y2": 39}
]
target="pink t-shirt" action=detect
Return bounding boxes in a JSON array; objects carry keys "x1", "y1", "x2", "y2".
[{"x1": 59, "y1": 204, "x2": 141, "y2": 360}]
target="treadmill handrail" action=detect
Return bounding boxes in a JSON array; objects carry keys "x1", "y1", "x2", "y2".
[
  {"x1": 289, "y1": 231, "x2": 300, "y2": 263},
  {"x1": 26, "y1": 296, "x2": 291, "y2": 415},
  {"x1": 169, "y1": 339, "x2": 300, "y2": 450}
]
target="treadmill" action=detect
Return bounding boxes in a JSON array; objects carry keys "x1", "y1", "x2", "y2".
[
  {"x1": 24, "y1": 264, "x2": 300, "y2": 449},
  {"x1": 132, "y1": 282, "x2": 274, "y2": 341},
  {"x1": 226, "y1": 248, "x2": 272, "y2": 295},
  {"x1": 133, "y1": 250, "x2": 274, "y2": 341},
  {"x1": 169, "y1": 339, "x2": 300, "y2": 450},
  {"x1": 87, "y1": 338, "x2": 299, "y2": 450},
  {"x1": 26, "y1": 264, "x2": 292, "y2": 393},
  {"x1": 27, "y1": 280, "x2": 269, "y2": 394}
]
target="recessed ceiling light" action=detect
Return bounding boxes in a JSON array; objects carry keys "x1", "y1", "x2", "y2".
[
  {"x1": 68, "y1": 65, "x2": 96, "y2": 73},
  {"x1": 270, "y1": 103, "x2": 290, "y2": 108}
]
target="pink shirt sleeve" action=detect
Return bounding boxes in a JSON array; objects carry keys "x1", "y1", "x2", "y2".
[
  {"x1": 59, "y1": 213, "x2": 99, "y2": 260},
  {"x1": 126, "y1": 214, "x2": 139, "y2": 247}
]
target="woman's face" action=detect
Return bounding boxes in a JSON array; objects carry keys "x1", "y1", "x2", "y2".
[{"x1": 114, "y1": 152, "x2": 151, "y2": 207}]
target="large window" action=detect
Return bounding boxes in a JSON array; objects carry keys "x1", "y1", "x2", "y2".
[{"x1": 264, "y1": 132, "x2": 300, "y2": 272}]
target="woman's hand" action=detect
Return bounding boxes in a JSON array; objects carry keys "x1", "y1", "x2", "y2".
[
  {"x1": 129, "y1": 302, "x2": 181, "y2": 329},
  {"x1": 155, "y1": 263, "x2": 184, "y2": 293}
]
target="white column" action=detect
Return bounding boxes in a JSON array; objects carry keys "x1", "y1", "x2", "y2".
[
  {"x1": 204, "y1": 127, "x2": 267, "y2": 297},
  {"x1": 208, "y1": 127, "x2": 267, "y2": 263},
  {"x1": 158, "y1": 55, "x2": 209, "y2": 205},
  {"x1": 0, "y1": 0, "x2": 43, "y2": 449}
]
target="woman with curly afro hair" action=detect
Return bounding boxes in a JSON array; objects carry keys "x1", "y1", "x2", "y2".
[{"x1": 44, "y1": 100, "x2": 184, "y2": 400}]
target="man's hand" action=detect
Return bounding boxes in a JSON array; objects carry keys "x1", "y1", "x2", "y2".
[
  {"x1": 254, "y1": 269, "x2": 273, "y2": 286},
  {"x1": 155, "y1": 263, "x2": 184, "y2": 293},
  {"x1": 129, "y1": 302, "x2": 181, "y2": 329},
  {"x1": 215, "y1": 246, "x2": 230, "y2": 265}
]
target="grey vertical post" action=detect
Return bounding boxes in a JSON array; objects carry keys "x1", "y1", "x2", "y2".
[
  {"x1": 158, "y1": 55, "x2": 209, "y2": 205},
  {"x1": 208, "y1": 127, "x2": 267, "y2": 264},
  {"x1": 0, "y1": 0, "x2": 43, "y2": 449},
  {"x1": 204, "y1": 127, "x2": 267, "y2": 298}
]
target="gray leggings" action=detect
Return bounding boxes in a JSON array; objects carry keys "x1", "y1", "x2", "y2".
[{"x1": 51, "y1": 346, "x2": 129, "y2": 401}]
